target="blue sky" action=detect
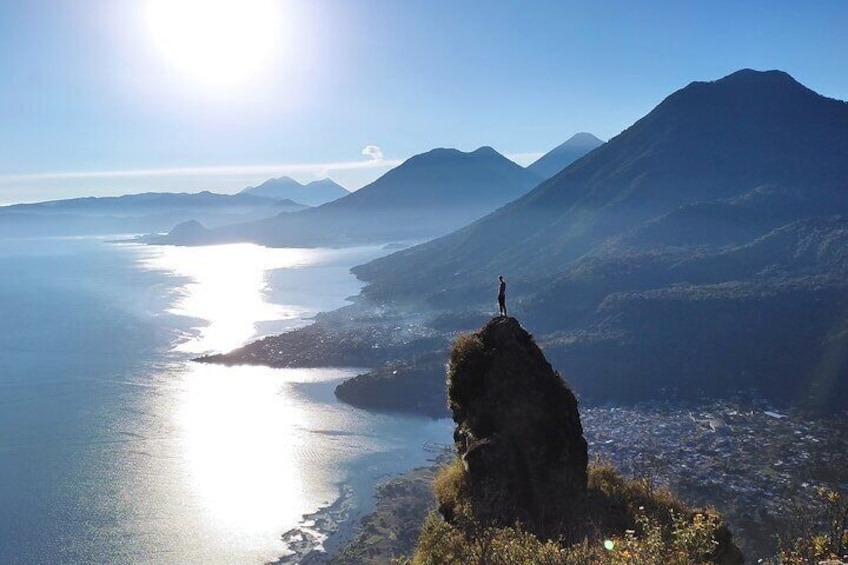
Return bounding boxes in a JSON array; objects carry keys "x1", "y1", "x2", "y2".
[{"x1": 0, "y1": 0, "x2": 846, "y2": 203}]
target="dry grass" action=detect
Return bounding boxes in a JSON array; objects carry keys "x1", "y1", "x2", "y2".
[
  {"x1": 433, "y1": 457, "x2": 468, "y2": 519},
  {"x1": 412, "y1": 458, "x2": 737, "y2": 565}
]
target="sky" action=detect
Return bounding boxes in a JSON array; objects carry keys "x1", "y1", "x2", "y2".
[{"x1": 0, "y1": 0, "x2": 846, "y2": 204}]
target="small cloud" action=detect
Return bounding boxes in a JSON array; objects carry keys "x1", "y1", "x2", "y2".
[{"x1": 361, "y1": 145, "x2": 384, "y2": 161}]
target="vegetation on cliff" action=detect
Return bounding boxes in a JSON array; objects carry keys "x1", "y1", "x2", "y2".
[
  {"x1": 769, "y1": 485, "x2": 848, "y2": 564},
  {"x1": 413, "y1": 460, "x2": 740, "y2": 565},
  {"x1": 409, "y1": 317, "x2": 744, "y2": 564}
]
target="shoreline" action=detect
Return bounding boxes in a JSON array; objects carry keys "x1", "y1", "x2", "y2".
[
  {"x1": 327, "y1": 400, "x2": 848, "y2": 562},
  {"x1": 329, "y1": 444, "x2": 452, "y2": 565},
  {"x1": 196, "y1": 304, "x2": 848, "y2": 421},
  {"x1": 269, "y1": 441, "x2": 453, "y2": 565},
  {"x1": 190, "y1": 297, "x2": 848, "y2": 560},
  {"x1": 270, "y1": 484, "x2": 358, "y2": 565}
]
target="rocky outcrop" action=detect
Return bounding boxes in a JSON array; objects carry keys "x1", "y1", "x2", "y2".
[
  {"x1": 431, "y1": 316, "x2": 744, "y2": 564},
  {"x1": 445, "y1": 316, "x2": 588, "y2": 534}
]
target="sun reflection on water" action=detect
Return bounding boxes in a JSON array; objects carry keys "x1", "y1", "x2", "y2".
[
  {"x1": 123, "y1": 242, "x2": 448, "y2": 562},
  {"x1": 177, "y1": 363, "x2": 309, "y2": 537},
  {"x1": 135, "y1": 243, "x2": 344, "y2": 556},
  {"x1": 139, "y1": 243, "x2": 315, "y2": 353}
]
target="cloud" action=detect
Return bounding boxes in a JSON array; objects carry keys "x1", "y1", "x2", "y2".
[
  {"x1": 0, "y1": 147, "x2": 543, "y2": 189},
  {"x1": 361, "y1": 145, "x2": 384, "y2": 161},
  {"x1": 0, "y1": 156, "x2": 403, "y2": 184}
]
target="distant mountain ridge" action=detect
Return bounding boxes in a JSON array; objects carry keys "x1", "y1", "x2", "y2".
[
  {"x1": 0, "y1": 190, "x2": 308, "y2": 237},
  {"x1": 239, "y1": 176, "x2": 348, "y2": 206},
  {"x1": 6, "y1": 190, "x2": 284, "y2": 212},
  {"x1": 163, "y1": 146, "x2": 543, "y2": 247},
  {"x1": 527, "y1": 132, "x2": 604, "y2": 180},
  {"x1": 356, "y1": 69, "x2": 848, "y2": 294},
  {"x1": 319, "y1": 146, "x2": 536, "y2": 211},
  {"x1": 351, "y1": 69, "x2": 848, "y2": 411}
]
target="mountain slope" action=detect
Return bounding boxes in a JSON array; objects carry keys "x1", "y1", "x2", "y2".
[
  {"x1": 349, "y1": 69, "x2": 848, "y2": 410},
  {"x1": 170, "y1": 146, "x2": 542, "y2": 247},
  {"x1": 527, "y1": 132, "x2": 604, "y2": 180},
  {"x1": 355, "y1": 69, "x2": 848, "y2": 300}
]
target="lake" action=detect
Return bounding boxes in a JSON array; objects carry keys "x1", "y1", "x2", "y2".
[{"x1": 0, "y1": 237, "x2": 451, "y2": 564}]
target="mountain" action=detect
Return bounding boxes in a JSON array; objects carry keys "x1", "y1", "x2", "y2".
[
  {"x1": 527, "y1": 132, "x2": 604, "y2": 180},
  {"x1": 351, "y1": 69, "x2": 848, "y2": 410},
  {"x1": 318, "y1": 146, "x2": 537, "y2": 212},
  {"x1": 239, "y1": 176, "x2": 349, "y2": 206},
  {"x1": 6, "y1": 191, "x2": 274, "y2": 213},
  {"x1": 356, "y1": 69, "x2": 848, "y2": 296},
  {"x1": 165, "y1": 146, "x2": 543, "y2": 247},
  {"x1": 0, "y1": 191, "x2": 308, "y2": 237}
]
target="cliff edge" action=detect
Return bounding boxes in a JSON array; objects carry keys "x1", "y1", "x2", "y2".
[
  {"x1": 445, "y1": 316, "x2": 588, "y2": 534},
  {"x1": 413, "y1": 317, "x2": 744, "y2": 564}
]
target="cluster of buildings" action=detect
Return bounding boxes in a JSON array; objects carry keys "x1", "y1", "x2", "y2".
[{"x1": 581, "y1": 401, "x2": 848, "y2": 558}]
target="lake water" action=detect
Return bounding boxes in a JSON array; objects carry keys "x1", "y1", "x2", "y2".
[{"x1": 0, "y1": 237, "x2": 452, "y2": 564}]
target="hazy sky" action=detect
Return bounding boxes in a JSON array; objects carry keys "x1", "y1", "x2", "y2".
[{"x1": 0, "y1": 0, "x2": 846, "y2": 203}]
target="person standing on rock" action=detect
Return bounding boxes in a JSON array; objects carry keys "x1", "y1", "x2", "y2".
[{"x1": 497, "y1": 275, "x2": 507, "y2": 317}]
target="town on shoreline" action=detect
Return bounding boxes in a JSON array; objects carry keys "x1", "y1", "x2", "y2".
[
  {"x1": 329, "y1": 399, "x2": 848, "y2": 563},
  {"x1": 198, "y1": 310, "x2": 848, "y2": 562}
]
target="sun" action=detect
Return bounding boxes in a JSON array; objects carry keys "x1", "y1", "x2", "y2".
[{"x1": 145, "y1": 0, "x2": 283, "y2": 91}]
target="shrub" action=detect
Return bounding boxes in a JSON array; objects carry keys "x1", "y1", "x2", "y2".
[
  {"x1": 447, "y1": 333, "x2": 488, "y2": 414},
  {"x1": 768, "y1": 486, "x2": 848, "y2": 564},
  {"x1": 433, "y1": 457, "x2": 468, "y2": 520},
  {"x1": 411, "y1": 507, "x2": 729, "y2": 565},
  {"x1": 584, "y1": 458, "x2": 688, "y2": 531},
  {"x1": 415, "y1": 459, "x2": 735, "y2": 564}
]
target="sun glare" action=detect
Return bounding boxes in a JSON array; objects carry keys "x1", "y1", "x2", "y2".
[
  {"x1": 138, "y1": 243, "x2": 314, "y2": 354},
  {"x1": 145, "y1": 0, "x2": 283, "y2": 91}
]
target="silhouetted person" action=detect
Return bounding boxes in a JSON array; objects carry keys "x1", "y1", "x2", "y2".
[{"x1": 497, "y1": 275, "x2": 507, "y2": 316}]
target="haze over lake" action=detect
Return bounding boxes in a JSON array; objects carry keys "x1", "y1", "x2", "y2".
[
  {"x1": 1, "y1": 2, "x2": 846, "y2": 562},
  {"x1": 0, "y1": 237, "x2": 450, "y2": 564}
]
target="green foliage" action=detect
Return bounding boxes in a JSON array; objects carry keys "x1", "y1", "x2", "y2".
[
  {"x1": 433, "y1": 457, "x2": 468, "y2": 518},
  {"x1": 411, "y1": 507, "x2": 728, "y2": 565},
  {"x1": 411, "y1": 512, "x2": 567, "y2": 565},
  {"x1": 585, "y1": 459, "x2": 687, "y2": 530},
  {"x1": 447, "y1": 332, "x2": 488, "y2": 418},
  {"x1": 448, "y1": 333, "x2": 486, "y2": 384},
  {"x1": 766, "y1": 486, "x2": 848, "y2": 564},
  {"x1": 416, "y1": 459, "x2": 735, "y2": 564},
  {"x1": 596, "y1": 509, "x2": 724, "y2": 565}
]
